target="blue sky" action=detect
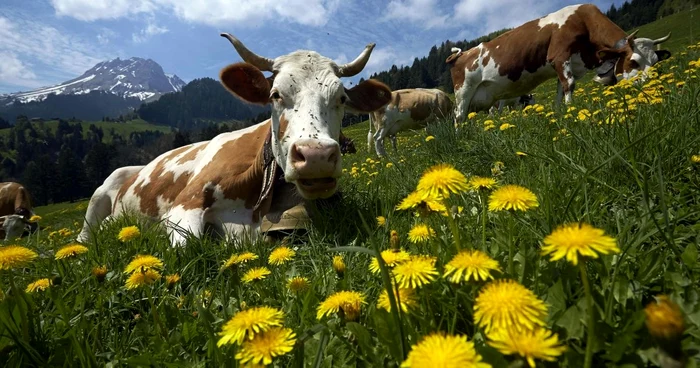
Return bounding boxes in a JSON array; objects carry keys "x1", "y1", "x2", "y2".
[{"x1": 0, "y1": 0, "x2": 626, "y2": 94}]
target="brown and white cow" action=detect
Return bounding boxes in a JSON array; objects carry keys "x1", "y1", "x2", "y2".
[
  {"x1": 77, "y1": 34, "x2": 391, "y2": 247},
  {"x1": 446, "y1": 4, "x2": 672, "y2": 122},
  {"x1": 367, "y1": 88, "x2": 453, "y2": 156},
  {"x1": 0, "y1": 182, "x2": 38, "y2": 240}
]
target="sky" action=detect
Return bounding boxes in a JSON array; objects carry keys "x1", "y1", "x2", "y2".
[{"x1": 0, "y1": 0, "x2": 627, "y2": 94}]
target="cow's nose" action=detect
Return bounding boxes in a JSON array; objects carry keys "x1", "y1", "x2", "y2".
[{"x1": 290, "y1": 140, "x2": 340, "y2": 177}]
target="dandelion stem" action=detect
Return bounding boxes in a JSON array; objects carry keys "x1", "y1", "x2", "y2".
[
  {"x1": 480, "y1": 191, "x2": 488, "y2": 251},
  {"x1": 507, "y1": 214, "x2": 515, "y2": 276},
  {"x1": 7, "y1": 273, "x2": 30, "y2": 342},
  {"x1": 580, "y1": 263, "x2": 595, "y2": 368},
  {"x1": 446, "y1": 211, "x2": 462, "y2": 251}
]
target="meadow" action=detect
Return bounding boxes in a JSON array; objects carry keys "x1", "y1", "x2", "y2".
[{"x1": 2, "y1": 37, "x2": 700, "y2": 368}]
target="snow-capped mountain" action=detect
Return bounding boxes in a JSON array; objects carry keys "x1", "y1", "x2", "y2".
[{"x1": 4, "y1": 57, "x2": 185, "y2": 104}]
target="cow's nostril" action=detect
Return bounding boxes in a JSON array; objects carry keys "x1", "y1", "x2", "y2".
[
  {"x1": 291, "y1": 144, "x2": 306, "y2": 163},
  {"x1": 328, "y1": 150, "x2": 338, "y2": 163}
]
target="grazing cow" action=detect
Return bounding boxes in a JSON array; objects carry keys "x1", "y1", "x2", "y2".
[
  {"x1": 0, "y1": 182, "x2": 38, "y2": 240},
  {"x1": 77, "y1": 34, "x2": 391, "y2": 247},
  {"x1": 446, "y1": 4, "x2": 672, "y2": 122},
  {"x1": 367, "y1": 88, "x2": 453, "y2": 156},
  {"x1": 339, "y1": 131, "x2": 357, "y2": 154}
]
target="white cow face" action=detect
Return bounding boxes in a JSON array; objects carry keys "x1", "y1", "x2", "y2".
[
  {"x1": 597, "y1": 32, "x2": 672, "y2": 83},
  {"x1": 219, "y1": 34, "x2": 391, "y2": 200}
]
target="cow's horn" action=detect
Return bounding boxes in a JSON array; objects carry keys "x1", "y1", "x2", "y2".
[
  {"x1": 626, "y1": 29, "x2": 639, "y2": 40},
  {"x1": 653, "y1": 32, "x2": 671, "y2": 45},
  {"x1": 337, "y1": 43, "x2": 376, "y2": 77},
  {"x1": 220, "y1": 33, "x2": 274, "y2": 72}
]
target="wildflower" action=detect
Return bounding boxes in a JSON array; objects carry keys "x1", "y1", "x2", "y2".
[
  {"x1": 124, "y1": 255, "x2": 163, "y2": 274},
  {"x1": 488, "y1": 185, "x2": 539, "y2": 212},
  {"x1": 125, "y1": 269, "x2": 161, "y2": 289},
  {"x1": 222, "y1": 252, "x2": 259, "y2": 270},
  {"x1": 401, "y1": 333, "x2": 491, "y2": 368},
  {"x1": 541, "y1": 223, "x2": 619, "y2": 266},
  {"x1": 425, "y1": 136, "x2": 435, "y2": 142},
  {"x1": 317, "y1": 290, "x2": 366, "y2": 321},
  {"x1": 242, "y1": 267, "x2": 271, "y2": 283},
  {"x1": 499, "y1": 123, "x2": 516, "y2": 131},
  {"x1": 644, "y1": 295, "x2": 685, "y2": 341},
  {"x1": 491, "y1": 161, "x2": 505, "y2": 176},
  {"x1": 467, "y1": 112, "x2": 477, "y2": 120},
  {"x1": 474, "y1": 279, "x2": 548, "y2": 333},
  {"x1": 287, "y1": 276, "x2": 310, "y2": 293},
  {"x1": 408, "y1": 224, "x2": 435, "y2": 243},
  {"x1": 676, "y1": 81, "x2": 686, "y2": 88},
  {"x1": 577, "y1": 109, "x2": 591, "y2": 121},
  {"x1": 0, "y1": 245, "x2": 38, "y2": 270},
  {"x1": 55, "y1": 244, "x2": 88, "y2": 260},
  {"x1": 332, "y1": 255, "x2": 346, "y2": 277},
  {"x1": 165, "y1": 273, "x2": 181, "y2": 288},
  {"x1": 29, "y1": 215, "x2": 41, "y2": 222},
  {"x1": 268, "y1": 246, "x2": 295, "y2": 266},
  {"x1": 25, "y1": 278, "x2": 52, "y2": 293},
  {"x1": 392, "y1": 255, "x2": 438, "y2": 288},
  {"x1": 217, "y1": 306, "x2": 284, "y2": 346},
  {"x1": 483, "y1": 119, "x2": 494, "y2": 126},
  {"x1": 691, "y1": 155, "x2": 700, "y2": 164},
  {"x1": 376, "y1": 216, "x2": 386, "y2": 227},
  {"x1": 469, "y1": 176, "x2": 497, "y2": 191},
  {"x1": 535, "y1": 105, "x2": 545, "y2": 113},
  {"x1": 396, "y1": 191, "x2": 447, "y2": 214},
  {"x1": 484, "y1": 124, "x2": 496, "y2": 131},
  {"x1": 92, "y1": 265, "x2": 108, "y2": 282},
  {"x1": 416, "y1": 164, "x2": 469, "y2": 199},
  {"x1": 516, "y1": 151, "x2": 527, "y2": 157},
  {"x1": 370, "y1": 249, "x2": 411, "y2": 274},
  {"x1": 390, "y1": 230, "x2": 400, "y2": 250},
  {"x1": 487, "y1": 327, "x2": 567, "y2": 368},
  {"x1": 443, "y1": 250, "x2": 501, "y2": 283},
  {"x1": 117, "y1": 225, "x2": 140, "y2": 242},
  {"x1": 377, "y1": 287, "x2": 417, "y2": 313},
  {"x1": 235, "y1": 327, "x2": 296, "y2": 366}
]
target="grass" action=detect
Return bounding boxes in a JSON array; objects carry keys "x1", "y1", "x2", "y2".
[
  {"x1": 2, "y1": 29, "x2": 700, "y2": 368},
  {"x1": 0, "y1": 119, "x2": 174, "y2": 143}
]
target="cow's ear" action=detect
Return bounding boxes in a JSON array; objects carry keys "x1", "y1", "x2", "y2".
[
  {"x1": 597, "y1": 48, "x2": 625, "y2": 61},
  {"x1": 220, "y1": 63, "x2": 271, "y2": 105},
  {"x1": 345, "y1": 79, "x2": 392, "y2": 113},
  {"x1": 655, "y1": 50, "x2": 671, "y2": 61}
]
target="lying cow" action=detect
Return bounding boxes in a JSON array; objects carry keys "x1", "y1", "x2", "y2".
[
  {"x1": 0, "y1": 182, "x2": 38, "y2": 240},
  {"x1": 367, "y1": 88, "x2": 453, "y2": 156},
  {"x1": 446, "y1": 4, "x2": 671, "y2": 122},
  {"x1": 77, "y1": 34, "x2": 391, "y2": 247}
]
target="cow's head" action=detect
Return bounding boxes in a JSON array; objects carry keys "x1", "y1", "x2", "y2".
[
  {"x1": 595, "y1": 31, "x2": 672, "y2": 84},
  {"x1": 339, "y1": 132, "x2": 357, "y2": 155},
  {"x1": 219, "y1": 34, "x2": 391, "y2": 199}
]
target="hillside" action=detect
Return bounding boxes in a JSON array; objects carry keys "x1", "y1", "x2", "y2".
[{"x1": 0, "y1": 119, "x2": 173, "y2": 143}]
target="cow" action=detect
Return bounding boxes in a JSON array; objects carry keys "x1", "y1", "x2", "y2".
[
  {"x1": 0, "y1": 182, "x2": 38, "y2": 240},
  {"x1": 446, "y1": 3, "x2": 672, "y2": 123},
  {"x1": 339, "y1": 131, "x2": 357, "y2": 154},
  {"x1": 367, "y1": 88, "x2": 453, "y2": 156},
  {"x1": 77, "y1": 34, "x2": 391, "y2": 247},
  {"x1": 489, "y1": 94, "x2": 536, "y2": 114}
]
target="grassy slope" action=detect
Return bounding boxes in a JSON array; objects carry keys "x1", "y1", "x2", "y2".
[{"x1": 0, "y1": 119, "x2": 173, "y2": 143}]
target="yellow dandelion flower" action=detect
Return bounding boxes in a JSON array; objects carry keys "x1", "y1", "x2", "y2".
[
  {"x1": 26, "y1": 278, "x2": 52, "y2": 293},
  {"x1": 416, "y1": 164, "x2": 469, "y2": 199},
  {"x1": 407, "y1": 224, "x2": 435, "y2": 243},
  {"x1": 55, "y1": 244, "x2": 88, "y2": 260},
  {"x1": 165, "y1": 273, "x2": 181, "y2": 288},
  {"x1": 0, "y1": 245, "x2": 38, "y2": 270},
  {"x1": 222, "y1": 252, "x2": 259, "y2": 270},
  {"x1": 487, "y1": 327, "x2": 567, "y2": 368},
  {"x1": 268, "y1": 247, "x2": 295, "y2": 266},
  {"x1": 124, "y1": 255, "x2": 163, "y2": 274},
  {"x1": 644, "y1": 295, "x2": 685, "y2": 341},
  {"x1": 467, "y1": 112, "x2": 477, "y2": 120},
  {"x1": 488, "y1": 185, "x2": 539, "y2": 212},
  {"x1": 469, "y1": 176, "x2": 497, "y2": 191},
  {"x1": 376, "y1": 216, "x2": 386, "y2": 227},
  {"x1": 332, "y1": 255, "x2": 346, "y2": 275},
  {"x1": 92, "y1": 265, "x2": 108, "y2": 282},
  {"x1": 425, "y1": 136, "x2": 435, "y2": 142},
  {"x1": 392, "y1": 255, "x2": 438, "y2": 288},
  {"x1": 691, "y1": 155, "x2": 700, "y2": 163},
  {"x1": 377, "y1": 287, "x2": 417, "y2": 313},
  {"x1": 491, "y1": 161, "x2": 505, "y2": 177},
  {"x1": 443, "y1": 250, "x2": 501, "y2": 283},
  {"x1": 401, "y1": 333, "x2": 491, "y2": 368},
  {"x1": 386, "y1": 162, "x2": 394, "y2": 168},
  {"x1": 217, "y1": 306, "x2": 284, "y2": 346},
  {"x1": 516, "y1": 151, "x2": 528, "y2": 157},
  {"x1": 474, "y1": 279, "x2": 548, "y2": 334},
  {"x1": 541, "y1": 223, "x2": 619, "y2": 266},
  {"x1": 499, "y1": 123, "x2": 516, "y2": 131},
  {"x1": 484, "y1": 124, "x2": 496, "y2": 131},
  {"x1": 125, "y1": 269, "x2": 161, "y2": 289},
  {"x1": 369, "y1": 249, "x2": 411, "y2": 274},
  {"x1": 242, "y1": 267, "x2": 271, "y2": 283},
  {"x1": 29, "y1": 215, "x2": 41, "y2": 222},
  {"x1": 117, "y1": 225, "x2": 140, "y2": 242},
  {"x1": 235, "y1": 327, "x2": 296, "y2": 366},
  {"x1": 317, "y1": 290, "x2": 365, "y2": 320},
  {"x1": 287, "y1": 276, "x2": 310, "y2": 293},
  {"x1": 396, "y1": 191, "x2": 447, "y2": 214}
]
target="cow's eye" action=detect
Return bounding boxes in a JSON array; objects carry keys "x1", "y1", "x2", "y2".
[
  {"x1": 270, "y1": 90, "x2": 281, "y2": 100},
  {"x1": 340, "y1": 95, "x2": 347, "y2": 104}
]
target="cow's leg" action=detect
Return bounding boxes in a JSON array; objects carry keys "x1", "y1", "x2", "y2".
[
  {"x1": 391, "y1": 135, "x2": 398, "y2": 152},
  {"x1": 76, "y1": 190, "x2": 114, "y2": 243},
  {"x1": 367, "y1": 113, "x2": 374, "y2": 153},
  {"x1": 553, "y1": 58, "x2": 576, "y2": 105},
  {"x1": 164, "y1": 206, "x2": 205, "y2": 247},
  {"x1": 375, "y1": 128, "x2": 388, "y2": 156}
]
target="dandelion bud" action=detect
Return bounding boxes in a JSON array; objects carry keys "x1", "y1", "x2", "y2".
[
  {"x1": 645, "y1": 295, "x2": 686, "y2": 364},
  {"x1": 390, "y1": 230, "x2": 400, "y2": 250},
  {"x1": 332, "y1": 255, "x2": 346, "y2": 278},
  {"x1": 92, "y1": 265, "x2": 108, "y2": 283},
  {"x1": 165, "y1": 273, "x2": 180, "y2": 289}
]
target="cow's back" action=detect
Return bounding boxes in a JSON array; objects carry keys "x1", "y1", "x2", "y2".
[{"x1": 0, "y1": 182, "x2": 31, "y2": 216}]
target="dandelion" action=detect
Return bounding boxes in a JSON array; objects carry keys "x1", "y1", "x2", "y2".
[
  {"x1": 487, "y1": 327, "x2": 567, "y2": 368},
  {"x1": 499, "y1": 123, "x2": 516, "y2": 131},
  {"x1": 0, "y1": 245, "x2": 38, "y2": 270},
  {"x1": 396, "y1": 190, "x2": 447, "y2": 214},
  {"x1": 165, "y1": 273, "x2": 181, "y2": 288},
  {"x1": 117, "y1": 225, "x2": 140, "y2": 242},
  {"x1": 222, "y1": 252, "x2": 259, "y2": 270},
  {"x1": 416, "y1": 164, "x2": 469, "y2": 199},
  {"x1": 235, "y1": 327, "x2": 296, "y2": 366},
  {"x1": 488, "y1": 185, "x2": 539, "y2": 212},
  {"x1": 425, "y1": 136, "x2": 435, "y2": 142},
  {"x1": 217, "y1": 306, "x2": 284, "y2": 346},
  {"x1": 541, "y1": 223, "x2": 619, "y2": 266},
  {"x1": 390, "y1": 230, "x2": 401, "y2": 250},
  {"x1": 29, "y1": 215, "x2": 41, "y2": 222},
  {"x1": 491, "y1": 161, "x2": 505, "y2": 177},
  {"x1": 242, "y1": 267, "x2": 271, "y2": 283},
  {"x1": 474, "y1": 279, "x2": 547, "y2": 334},
  {"x1": 124, "y1": 255, "x2": 163, "y2": 274},
  {"x1": 644, "y1": 295, "x2": 685, "y2": 341},
  {"x1": 369, "y1": 249, "x2": 411, "y2": 274},
  {"x1": 467, "y1": 112, "x2": 477, "y2": 120},
  {"x1": 469, "y1": 176, "x2": 497, "y2": 191},
  {"x1": 92, "y1": 265, "x2": 108, "y2": 282},
  {"x1": 55, "y1": 244, "x2": 88, "y2": 260},
  {"x1": 287, "y1": 276, "x2": 310, "y2": 293},
  {"x1": 386, "y1": 162, "x2": 394, "y2": 168},
  {"x1": 317, "y1": 290, "x2": 365, "y2": 321},
  {"x1": 377, "y1": 287, "x2": 417, "y2": 313},
  {"x1": 443, "y1": 250, "x2": 500, "y2": 283},
  {"x1": 268, "y1": 247, "x2": 295, "y2": 266},
  {"x1": 25, "y1": 278, "x2": 52, "y2": 293},
  {"x1": 332, "y1": 255, "x2": 346, "y2": 277},
  {"x1": 691, "y1": 155, "x2": 700, "y2": 163},
  {"x1": 401, "y1": 333, "x2": 491, "y2": 368},
  {"x1": 125, "y1": 269, "x2": 161, "y2": 289},
  {"x1": 408, "y1": 224, "x2": 435, "y2": 243},
  {"x1": 392, "y1": 255, "x2": 438, "y2": 288},
  {"x1": 376, "y1": 216, "x2": 386, "y2": 227}
]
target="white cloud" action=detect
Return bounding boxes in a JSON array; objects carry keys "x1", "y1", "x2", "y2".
[
  {"x1": 0, "y1": 52, "x2": 43, "y2": 89},
  {"x1": 132, "y1": 21, "x2": 169, "y2": 43},
  {"x1": 362, "y1": 47, "x2": 416, "y2": 76},
  {"x1": 49, "y1": 0, "x2": 156, "y2": 21},
  {"x1": 97, "y1": 28, "x2": 118, "y2": 45},
  {"x1": 453, "y1": 0, "x2": 555, "y2": 35},
  {"x1": 384, "y1": 0, "x2": 449, "y2": 29}
]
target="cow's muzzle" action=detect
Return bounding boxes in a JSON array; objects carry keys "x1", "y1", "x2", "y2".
[{"x1": 288, "y1": 139, "x2": 341, "y2": 199}]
